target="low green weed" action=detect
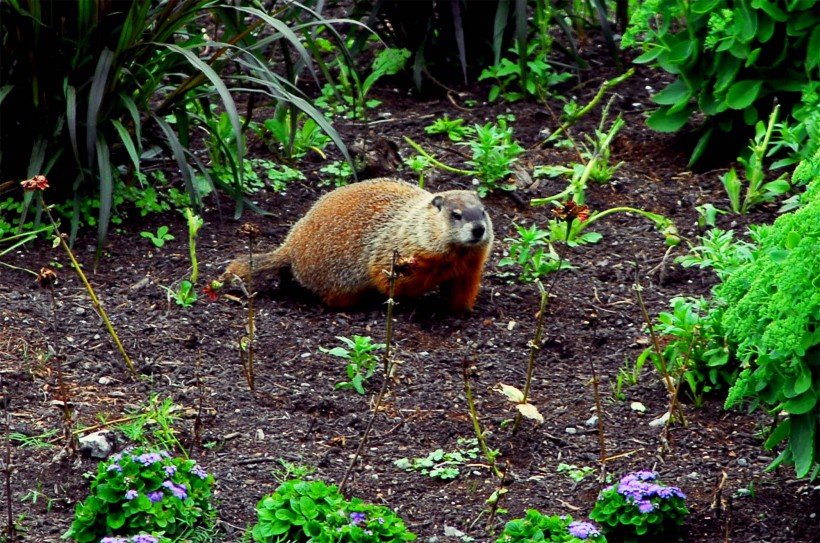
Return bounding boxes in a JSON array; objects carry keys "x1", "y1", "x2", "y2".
[
  {"x1": 590, "y1": 471, "x2": 688, "y2": 543},
  {"x1": 556, "y1": 463, "x2": 595, "y2": 483},
  {"x1": 425, "y1": 116, "x2": 474, "y2": 142},
  {"x1": 393, "y1": 438, "x2": 481, "y2": 481},
  {"x1": 319, "y1": 161, "x2": 354, "y2": 187},
  {"x1": 251, "y1": 479, "x2": 416, "y2": 542},
  {"x1": 721, "y1": 105, "x2": 792, "y2": 214},
  {"x1": 140, "y1": 226, "x2": 174, "y2": 248},
  {"x1": 320, "y1": 336, "x2": 385, "y2": 395},
  {"x1": 254, "y1": 109, "x2": 331, "y2": 160},
  {"x1": 498, "y1": 223, "x2": 571, "y2": 282},
  {"x1": 479, "y1": 42, "x2": 572, "y2": 103},
  {"x1": 9, "y1": 429, "x2": 58, "y2": 449},
  {"x1": 62, "y1": 447, "x2": 216, "y2": 543},
  {"x1": 462, "y1": 119, "x2": 524, "y2": 197},
  {"x1": 115, "y1": 395, "x2": 186, "y2": 454},
  {"x1": 495, "y1": 511, "x2": 605, "y2": 543}
]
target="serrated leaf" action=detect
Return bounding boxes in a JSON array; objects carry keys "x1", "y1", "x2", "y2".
[
  {"x1": 516, "y1": 403, "x2": 544, "y2": 423},
  {"x1": 790, "y1": 414, "x2": 816, "y2": 477},
  {"x1": 726, "y1": 80, "x2": 763, "y2": 110},
  {"x1": 496, "y1": 383, "x2": 525, "y2": 403}
]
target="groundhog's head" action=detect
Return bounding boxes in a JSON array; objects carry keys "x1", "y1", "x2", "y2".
[{"x1": 432, "y1": 191, "x2": 493, "y2": 247}]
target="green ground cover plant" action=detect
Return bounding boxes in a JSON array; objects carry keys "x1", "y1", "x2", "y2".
[
  {"x1": 495, "y1": 511, "x2": 605, "y2": 543},
  {"x1": 63, "y1": 447, "x2": 216, "y2": 543},
  {"x1": 252, "y1": 478, "x2": 416, "y2": 542}
]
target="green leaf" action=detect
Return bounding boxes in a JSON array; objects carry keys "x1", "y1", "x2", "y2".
[
  {"x1": 782, "y1": 392, "x2": 817, "y2": 415},
  {"x1": 808, "y1": 26, "x2": 820, "y2": 71},
  {"x1": 692, "y1": 0, "x2": 721, "y2": 13},
  {"x1": 725, "y1": 80, "x2": 763, "y2": 110},
  {"x1": 106, "y1": 509, "x2": 125, "y2": 530},
  {"x1": 790, "y1": 414, "x2": 816, "y2": 477},
  {"x1": 633, "y1": 47, "x2": 664, "y2": 64},
  {"x1": 646, "y1": 105, "x2": 694, "y2": 132},
  {"x1": 651, "y1": 79, "x2": 691, "y2": 106}
]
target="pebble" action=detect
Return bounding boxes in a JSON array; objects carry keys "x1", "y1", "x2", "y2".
[
  {"x1": 74, "y1": 307, "x2": 86, "y2": 316},
  {"x1": 585, "y1": 415, "x2": 599, "y2": 427},
  {"x1": 737, "y1": 458, "x2": 748, "y2": 467},
  {"x1": 98, "y1": 376, "x2": 112, "y2": 385},
  {"x1": 256, "y1": 429, "x2": 265, "y2": 441},
  {"x1": 565, "y1": 427, "x2": 577, "y2": 435}
]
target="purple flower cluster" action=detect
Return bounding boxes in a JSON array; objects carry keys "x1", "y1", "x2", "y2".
[
  {"x1": 107, "y1": 463, "x2": 123, "y2": 473},
  {"x1": 568, "y1": 521, "x2": 601, "y2": 540},
  {"x1": 163, "y1": 465, "x2": 177, "y2": 477},
  {"x1": 190, "y1": 464, "x2": 209, "y2": 479},
  {"x1": 350, "y1": 512, "x2": 366, "y2": 526},
  {"x1": 100, "y1": 536, "x2": 159, "y2": 543},
  {"x1": 611, "y1": 471, "x2": 686, "y2": 514},
  {"x1": 147, "y1": 491, "x2": 163, "y2": 503},
  {"x1": 162, "y1": 480, "x2": 188, "y2": 500},
  {"x1": 135, "y1": 452, "x2": 164, "y2": 466},
  {"x1": 124, "y1": 489, "x2": 139, "y2": 501}
]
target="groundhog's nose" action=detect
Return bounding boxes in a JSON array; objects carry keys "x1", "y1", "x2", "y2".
[{"x1": 471, "y1": 224, "x2": 486, "y2": 240}]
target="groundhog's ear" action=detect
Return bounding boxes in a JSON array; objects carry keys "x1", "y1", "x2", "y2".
[{"x1": 431, "y1": 195, "x2": 445, "y2": 210}]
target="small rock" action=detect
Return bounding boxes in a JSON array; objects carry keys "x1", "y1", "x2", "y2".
[
  {"x1": 74, "y1": 307, "x2": 86, "y2": 316},
  {"x1": 79, "y1": 430, "x2": 115, "y2": 459},
  {"x1": 256, "y1": 429, "x2": 265, "y2": 441},
  {"x1": 565, "y1": 427, "x2": 577, "y2": 435},
  {"x1": 585, "y1": 415, "x2": 599, "y2": 427},
  {"x1": 737, "y1": 458, "x2": 749, "y2": 467},
  {"x1": 648, "y1": 412, "x2": 670, "y2": 428},
  {"x1": 98, "y1": 376, "x2": 113, "y2": 385},
  {"x1": 630, "y1": 401, "x2": 646, "y2": 413}
]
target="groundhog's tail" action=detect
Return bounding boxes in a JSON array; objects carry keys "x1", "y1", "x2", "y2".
[{"x1": 222, "y1": 249, "x2": 289, "y2": 286}]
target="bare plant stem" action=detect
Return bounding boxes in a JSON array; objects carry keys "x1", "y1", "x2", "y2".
[
  {"x1": 39, "y1": 196, "x2": 136, "y2": 376},
  {"x1": 484, "y1": 461, "x2": 510, "y2": 535},
  {"x1": 511, "y1": 281, "x2": 547, "y2": 435},
  {"x1": 462, "y1": 362, "x2": 501, "y2": 477},
  {"x1": 246, "y1": 237, "x2": 256, "y2": 390},
  {"x1": 588, "y1": 344, "x2": 607, "y2": 482},
  {"x1": 338, "y1": 251, "x2": 401, "y2": 494},
  {"x1": 3, "y1": 402, "x2": 14, "y2": 542},
  {"x1": 633, "y1": 265, "x2": 675, "y2": 395}
]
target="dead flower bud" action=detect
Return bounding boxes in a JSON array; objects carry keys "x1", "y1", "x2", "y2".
[
  {"x1": 238, "y1": 223, "x2": 261, "y2": 238},
  {"x1": 37, "y1": 267, "x2": 58, "y2": 288},
  {"x1": 552, "y1": 200, "x2": 590, "y2": 223},
  {"x1": 203, "y1": 280, "x2": 223, "y2": 301},
  {"x1": 21, "y1": 175, "x2": 49, "y2": 192}
]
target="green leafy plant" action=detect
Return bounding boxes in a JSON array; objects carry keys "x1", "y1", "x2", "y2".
[
  {"x1": 393, "y1": 438, "x2": 480, "y2": 481},
  {"x1": 556, "y1": 463, "x2": 595, "y2": 484},
  {"x1": 499, "y1": 223, "x2": 572, "y2": 282},
  {"x1": 140, "y1": 226, "x2": 174, "y2": 248},
  {"x1": 720, "y1": 173, "x2": 820, "y2": 478},
  {"x1": 319, "y1": 161, "x2": 355, "y2": 187},
  {"x1": 479, "y1": 40, "x2": 573, "y2": 103},
  {"x1": 721, "y1": 105, "x2": 792, "y2": 214},
  {"x1": 320, "y1": 336, "x2": 385, "y2": 395},
  {"x1": 589, "y1": 471, "x2": 688, "y2": 542},
  {"x1": 639, "y1": 297, "x2": 738, "y2": 404},
  {"x1": 251, "y1": 478, "x2": 416, "y2": 542},
  {"x1": 462, "y1": 119, "x2": 525, "y2": 197},
  {"x1": 424, "y1": 116, "x2": 474, "y2": 142},
  {"x1": 1, "y1": 0, "x2": 352, "y2": 248},
  {"x1": 677, "y1": 227, "x2": 756, "y2": 278},
  {"x1": 115, "y1": 395, "x2": 186, "y2": 454},
  {"x1": 254, "y1": 108, "x2": 332, "y2": 160},
  {"x1": 62, "y1": 447, "x2": 216, "y2": 543},
  {"x1": 495, "y1": 510, "x2": 606, "y2": 543},
  {"x1": 9, "y1": 429, "x2": 58, "y2": 449},
  {"x1": 622, "y1": 0, "x2": 820, "y2": 164},
  {"x1": 99, "y1": 535, "x2": 172, "y2": 543},
  {"x1": 316, "y1": 47, "x2": 410, "y2": 120}
]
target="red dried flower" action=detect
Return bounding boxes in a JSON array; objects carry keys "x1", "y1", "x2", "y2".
[
  {"x1": 552, "y1": 201, "x2": 590, "y2": 223},
  {"x1": 20, "y1": 175, "x2": 49, "y2": 192},
  {"x1": 36, "y1": 267, "x2": 58, "y2": 288},
  {"x1": 203, "y1": 280, "x2": 223, "y2": 301}
]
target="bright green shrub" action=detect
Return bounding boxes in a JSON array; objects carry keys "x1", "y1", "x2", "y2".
[
  {"x1": 252, "y1": 479, "x2": 416, "y2": 543},
  {"x1": 720, "y1": 168, "x2": 820, "y2": 478},
  {"x1": 623, "y1": 0, "x2": 820, "y2": 162},
  {"x1": 495, "y1": 510, "x2": 606, "y2": 542}
]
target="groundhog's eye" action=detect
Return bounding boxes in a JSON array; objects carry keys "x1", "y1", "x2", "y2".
[{"x1": 451, "y1": 210, "x2": 462, "y2": 220}]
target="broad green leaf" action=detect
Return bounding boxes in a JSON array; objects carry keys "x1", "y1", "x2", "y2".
[
  {"x1": 692, "y1": 0, "x2": 721, "y2": 13},
  {"x1": 790, "y1": 414, "x2": 816, "y2": 477},
  {"x1": 808, "y1": 26, "x2": 820, "y2": 71},
  {"x1": 496, "y1": 383, "x2": 525, "y2": 403},
  {"x1": 516, "y1": 402, "x2": 544, "y2": 423},
  {"x1": 782, "y1": 392, "x2": 817, "y2": 415},
  {"x1": 111, "y1": 119, "x2": 140, "y2": 176},
  {"x1": 106, "y1": 509, "x2": 126, "y2": 530},
  {"x1": 646, "y1": 105, "x2": 693, "y2": 132},
  {"x1": 633, "y1": 47, "x2": 664, "y2": 64},
  {"x1": 725, "y1": 80, "x2": 763, "y2": 110},
  {"x1": 651, "y1": 79, "x2": 691, "y2": 106}
]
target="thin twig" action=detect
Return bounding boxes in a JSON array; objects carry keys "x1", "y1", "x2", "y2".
[{"x1": 338, "y1": 250, "x2": 401, "y2": 494}]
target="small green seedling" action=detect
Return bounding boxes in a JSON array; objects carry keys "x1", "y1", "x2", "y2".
[
  {"x1": 320, "y1": 335, "x2": 385, "y2": 395},
  {"x1": 140, "y1": 225, "x2": 174, "y2": 248},
  {"x1": 393, "y1": 438, "x2": 480, "y2": 480}
]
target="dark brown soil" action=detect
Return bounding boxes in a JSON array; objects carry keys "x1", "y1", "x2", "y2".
[{"x1": 1, "y1": 61, "x2": 818, "y2": 543}]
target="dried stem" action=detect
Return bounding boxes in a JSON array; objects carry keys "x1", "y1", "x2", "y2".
[
  {"x1": 588, "y1": 344, "x2": 607, "y2": 482},
  {"x1": 462, "y1": 361, "x2": 501, "y2": 477},
  {"x1": 511, "y1": 281, "x2": 547, "y2": 434},
  {"x1": 633, "y1": 265, "x2": 675, "y2": 394},
  {"x1": 39, "y1": 196, "x2": 135, "y2": 376},
  {"x1": 3, "y1": 400, "x2": 14, "y2": 542},
  {"x1": 246, "y1": 237, "x2": 256, "y2": 390},
  {"x1": 338, "y1": 250, "x2": 401, "y2": 494}
]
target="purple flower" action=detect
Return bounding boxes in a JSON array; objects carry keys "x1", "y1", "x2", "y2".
[
  {"x1": 163, "y1": 465, "x2": 177, "y2": 476},
  {"x1": 377, "y1": 517, "x2": 385, "y2": 524},
  {"x1": 350, "y1": 512, "x2": 366, "y2": 525},
  {"x1": 190, "y1": 464, "x2": 208, "y2": 479},
  {"x1": 136, "y1": 452, "x2": 163, "y2": 466},
  {"x1": 124, "y1": 489, "x2": 139, "y2": 501},
  {"x1": 159, "y1": 450, "x2": 171, "y2": 458},
  {"x1": 100, "y1": 538, "x2": 128, "y2": 543},
  {"x1": 568, "y1": 521, "x2": 601, "y2": 539},
  {"x1": 131, "y1": 535, "x2": 159, "y2": 543},
  {"x1": 147, "y1": 491, "x2": 163, "y2": 503},
  {"x1": 107, "y1": 463, "x2": 123, "y2": 473},
  {"x1": 111, "y1": 453, "x2": 123, "y2": 462},
  {"x1": 634, "y1": 470, "x2": 657, "y2": 481},
  {"x1": 162, "y1": 480, "x2": 188, "y2": 500},
  {"x1": 637, "y1": 499, "x2": 655, "y2": 513},
  {"x1": 657, "y1": 486, "x2": 686, "y2": 500}
]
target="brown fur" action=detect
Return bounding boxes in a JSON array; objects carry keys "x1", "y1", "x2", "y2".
[{"x1": 223, "y1": 178, "x2": 493, "y2": 311}]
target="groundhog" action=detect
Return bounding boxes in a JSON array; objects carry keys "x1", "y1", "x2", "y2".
[{"x1": 224, "y1": 178, "x2": 493, "y2": 311}]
